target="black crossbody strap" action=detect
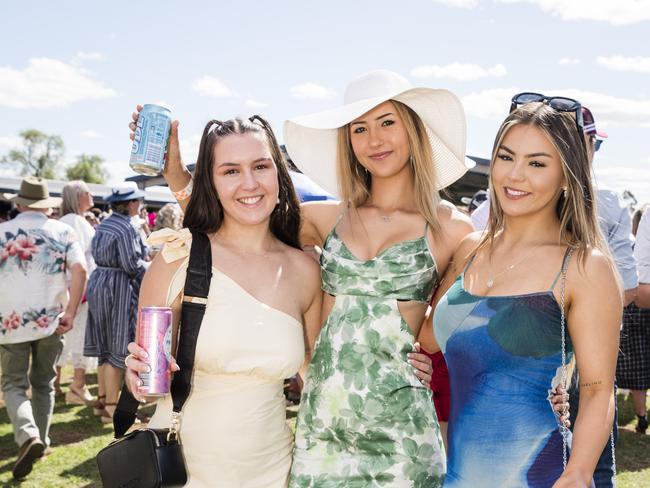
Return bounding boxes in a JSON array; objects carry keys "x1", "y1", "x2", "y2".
[
  {"x1": 171, "y1": 230, "x2": 212, "y2": 412},
  {"x1": 113, "y1": 230, "x2": 212, "y2": 437}
]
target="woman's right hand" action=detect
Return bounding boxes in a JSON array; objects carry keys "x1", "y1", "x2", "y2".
[{"x1": 125, "y1": 341, "x2": 180, "y2": 403}]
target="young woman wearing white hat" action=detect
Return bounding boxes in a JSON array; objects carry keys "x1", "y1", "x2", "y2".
[{"x1": 145, "y1": 70, "x2": 473, "y2": 485}]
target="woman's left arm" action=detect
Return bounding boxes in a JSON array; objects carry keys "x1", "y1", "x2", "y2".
[{"x1": 555, "y1": 250, "x2": 622, "y2": 487}]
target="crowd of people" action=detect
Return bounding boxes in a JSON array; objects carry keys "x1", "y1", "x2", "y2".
[{"x1": 0, "y1": 68, "x2": 648, "y2": 487}]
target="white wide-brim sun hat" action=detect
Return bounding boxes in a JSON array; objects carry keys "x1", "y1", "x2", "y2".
[{"x1": 284, "y1": 69, "x2": 468, "y2": 197}]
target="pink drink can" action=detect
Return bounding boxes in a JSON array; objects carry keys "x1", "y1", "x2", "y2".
[{"x1": 136, "y1": 306, "x2": 173, "y2": 397}]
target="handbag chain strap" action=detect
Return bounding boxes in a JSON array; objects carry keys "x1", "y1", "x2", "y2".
[{"x1": 560, "y1": 246, "x2": 616, "y2": 483}]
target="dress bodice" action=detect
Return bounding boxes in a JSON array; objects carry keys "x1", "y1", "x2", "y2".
[
  {"x1": 161, "y1": 231, "x2": 304, "y2": 381},
  {"x1": 320, "y1": 227, "x2": 438, "y2": 303}
]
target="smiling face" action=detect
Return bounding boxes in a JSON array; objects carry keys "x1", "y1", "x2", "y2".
[
  {"x1": 212, "y1": 132, "x2": 279, "y2": 227},
  {"x1": 491, "y1": 123, "x2": 566, "y2": 220},
  {"x1": 348, "y1": 100, "x2": 411, "y2": 180}
]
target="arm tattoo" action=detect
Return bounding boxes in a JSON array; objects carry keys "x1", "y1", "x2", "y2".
[{"x1": 580, "y1": 380, "x2": 603, "y2": 388}]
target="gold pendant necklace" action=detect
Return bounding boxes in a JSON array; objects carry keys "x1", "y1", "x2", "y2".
[{"x1": 485, "y1": 243, "x2": 544, "y2": 288}]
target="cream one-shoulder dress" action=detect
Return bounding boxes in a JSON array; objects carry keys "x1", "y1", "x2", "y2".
[{"x1": 147, "y1": 229, "x2": 305, "y2": 488}]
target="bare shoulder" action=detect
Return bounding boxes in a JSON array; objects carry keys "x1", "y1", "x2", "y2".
[
  {"x1": 140, "y1": 252, "x2": 187, "y2": 304},
  {"x1": 437, "y1": 200, "x2": 474, "y2": 230},
  {"x1": 284, "y1": 245, "x2": 320, "y2": 278},
  {"x1": 300, "y1": 200, "x2": 345, "y2": 246},
  {"x1": 301, "y1": 200, "x2": 344, "y2": 227},
  {"x1": 435, "y1": 200, "x2": 475, "y2": 242},
  {"x1": 569, "y1": 247, "x2": 619, "y2": 289},
  {"x1": 280, "y1": 244, "x2": 321, "y2": 307}
]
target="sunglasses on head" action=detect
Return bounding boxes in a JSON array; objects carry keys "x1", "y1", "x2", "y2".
[
  {"x1": 590, "y1": 136, "x2": 604, "y2": 152},
  {"x1": 510, "y1": 92, "x2": 584, "y2": 134}
]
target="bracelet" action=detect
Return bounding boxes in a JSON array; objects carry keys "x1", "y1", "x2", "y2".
[{"x1": 171, "y1": 177, "x2": 193, "y2": 202}]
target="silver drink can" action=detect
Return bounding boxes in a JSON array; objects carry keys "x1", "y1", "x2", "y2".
[{"x1": 129, "y1": 104, "x2": 171, "y2": 176}]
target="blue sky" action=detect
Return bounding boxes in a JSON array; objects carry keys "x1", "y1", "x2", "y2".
[{"x1": 1, "y1": 0, "x2": 649, "y2": 203}]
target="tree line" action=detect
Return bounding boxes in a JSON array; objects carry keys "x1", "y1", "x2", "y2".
[{"x1": 1, "y1": 129, "x2": 109, "y2": 184}]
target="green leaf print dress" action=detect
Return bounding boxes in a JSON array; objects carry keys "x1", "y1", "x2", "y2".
[{"x1": 289, "y1": 223, "x2": 446, "y2": 487}]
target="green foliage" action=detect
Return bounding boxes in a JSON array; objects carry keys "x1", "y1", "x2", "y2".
[
  {"x1": 65, "y1": 154, "x2": 108, "y2": 184},
  {"x1": 1, "y1": 129, "x2": 64, "y2": 179}
]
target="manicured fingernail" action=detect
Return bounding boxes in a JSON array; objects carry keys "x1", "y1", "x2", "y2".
[{"x1": 141, "y1": 351, "x2": 149, "y2": 360}]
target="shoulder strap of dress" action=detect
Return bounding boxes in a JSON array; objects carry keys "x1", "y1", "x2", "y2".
[
  {"x1": 549, "y1": 245, "x2": 576, "y2": 291},
  {"x1": 463, "y1": 253, "x2": 478, "y2": 274}
]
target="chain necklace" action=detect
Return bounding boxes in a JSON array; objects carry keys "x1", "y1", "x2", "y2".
[{"x1": 485, "y1": 243, "x2": 544, "y2": 288}]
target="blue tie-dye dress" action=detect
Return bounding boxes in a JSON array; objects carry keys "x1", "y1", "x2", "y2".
[{"x1": 433, "y1": 257, "x2": 573, "y2": 487}]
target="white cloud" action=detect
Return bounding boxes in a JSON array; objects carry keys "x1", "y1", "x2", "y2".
[
  {"x1": 559, "y1": 57, "x2": 581, "y2": 65},
  {"x1": 191, "y1": 76, "x2": 237, "y2": 98},
  {"x1": 494, "y1": 0, "x2": 650, "y2": 26},
  {"x1": 431, "y1": 0, "x2": 479, "y2": 8},
  {"x1": 245, "y1": 99, "x2": 269, "y2": 109},
  {"x1": 558, "y1": 89, "x2": 650, "y2": 127},
  {"x1": 411, "y1": 62, "x2": 507, "y2": 81},
  {"x1": 461, "y1": 87, "x2": 650, "y2": 128},
  {"x1": 461, "y1": 87, "x2": 517, "y2": 119},
  {"x1": 0, "y1": 58, "x2": 117, "y2": 109},
  {"x1": 290, "y1": 83, "x2": 335, "y2": 100},
  {"x1": 596, "y1": 56, "x2": 650, "y2": 73},
  {"x1": 80, "y1": 130, "x2": 102, "y2": 138}
]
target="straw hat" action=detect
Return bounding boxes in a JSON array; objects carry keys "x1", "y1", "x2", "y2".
[
  {"x1": 3, "y1": 176, "x2": 62, "y2": 209},
  {"x1": 283, "y1": 69, "x2": 468, "y2": 196}
]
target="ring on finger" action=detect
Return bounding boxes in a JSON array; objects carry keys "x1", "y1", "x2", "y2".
[{"x1": 124, "y1": 353, "x2": 134, "y2": 369}]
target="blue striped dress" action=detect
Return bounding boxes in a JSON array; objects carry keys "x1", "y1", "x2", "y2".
[{"x1": 84, "y1": 213, "x2": 148, "y2": 368}]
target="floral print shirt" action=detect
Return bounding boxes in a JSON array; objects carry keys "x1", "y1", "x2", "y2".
[{"x1": 0, "y1": 211, "x2": 85, "y2": 344}]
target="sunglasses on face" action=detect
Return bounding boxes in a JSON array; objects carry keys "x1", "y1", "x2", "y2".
[{"x1": 510, "y1": 92, "x2": 584, "y2": 134}]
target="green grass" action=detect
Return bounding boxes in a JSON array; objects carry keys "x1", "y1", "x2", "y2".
[{"x1": 0, "y1": 373, "x2": 648, "y2": 486}]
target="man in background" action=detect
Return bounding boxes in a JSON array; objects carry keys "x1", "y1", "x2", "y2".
[{"x1": 0, "y1": 177, "x2": 87, "y2": 479}]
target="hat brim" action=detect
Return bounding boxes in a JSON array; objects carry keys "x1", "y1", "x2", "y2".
[
  {"x1": 284, "y1": 86, "x2": 468, "y2": 196},
  {"x1": 5, "y1": 194, "x2": 62, "y2": 209},
  {"x1": 104, "y1": 190, "x2": 146, "y2": 203}
]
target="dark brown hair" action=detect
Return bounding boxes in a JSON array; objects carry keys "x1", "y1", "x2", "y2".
[
  {"x1": 183, "y1": 116, "x2": 302, "y2": 249},
  {"x1": 112, "y1": 199, "x2": 138, "y2": 216}
]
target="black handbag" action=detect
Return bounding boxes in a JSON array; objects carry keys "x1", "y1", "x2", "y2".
[{"x1": 97, "y1": 230, "x2": 212, "y2": 488}]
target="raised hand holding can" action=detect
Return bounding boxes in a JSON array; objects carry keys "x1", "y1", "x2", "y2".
[{"x1": 129, "y1": 104, "x2": 172, "y2": 176}]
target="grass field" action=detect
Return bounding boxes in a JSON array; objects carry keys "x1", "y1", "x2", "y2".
[{"x1": 0, "y1": 372, "x2": 648, "y2": 487}]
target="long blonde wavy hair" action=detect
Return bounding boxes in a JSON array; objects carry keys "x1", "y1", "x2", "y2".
[
  {"x1": 478, "y1": 102, "x2": 609, "y2": 265},
  {"x1": 335, "y1": 100, "x2": 441, "y2": 234}
]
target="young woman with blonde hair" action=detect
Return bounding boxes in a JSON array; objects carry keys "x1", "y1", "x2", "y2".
[{"x1": 422, "y1": 97, "x2": 621, "y2": 487}]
